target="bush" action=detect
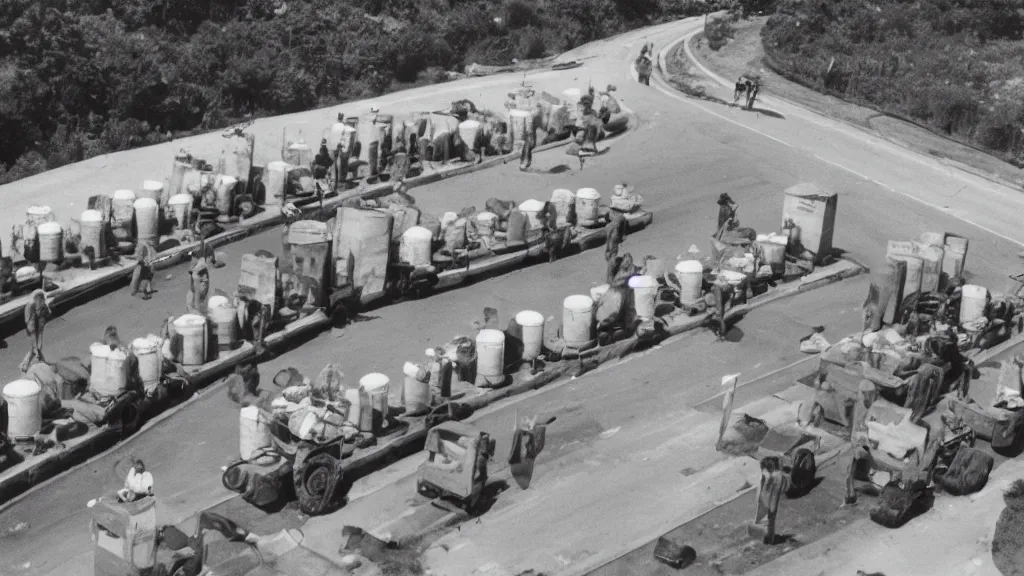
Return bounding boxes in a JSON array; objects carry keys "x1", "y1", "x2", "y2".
[{"x1": 705, "y1": 17, "x2": 736, "y2": 51}]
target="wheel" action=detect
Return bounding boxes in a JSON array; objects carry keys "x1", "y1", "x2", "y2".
[
  {"x1": 294, "y1": 453, "x2": 342, "y2": 515},
  {"x1": 786, "y1": 448, "x2": 817, "y2": 498},
  {"x1": 222, "y1": 464, "x2": 250, "y2": 492}
]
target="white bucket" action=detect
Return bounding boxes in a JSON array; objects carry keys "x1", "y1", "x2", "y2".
[
  {"x1": 37, "y1": 221, "x2": 63, "y2": 263},
  {"x1": 285, "y1": 141, "x2": 312, "y2": 167},
  {"x1": 139, "y1": 180, "x2": 164, "y2": 203},
  {"x1": 515, "y1": 310, "x2": 545, "y2": 361},
  {"x1": 476, "y1": 329, "x2": 506, "y2": 385},
  {"x1": 960, "y1": 285, "x2": 988, "y2": 324},
  {"x1": 266, "y1": 161, "x2": 291, "y2": 206},
  {"x1": 133, "y1": 198, "x2": 159, "y2": 247},
  {"x1": 402, "y1": 362, "x2": 430, "y2": 416},
  {"x1": 214, "y1": 175, "x2": 238, "y2": 217},
  {"x1": 89, "y1": 343, "x2": 110, "y2": 392},
  {"x1": 173, "y1": 314, "x2": 208, "y2": 367},
  {"x1": 3, "y1": 379, "x2": 42, "y2": 437},
  {"x1": 26, "y1": 206, "x2": 53, "y2": 226},
  {"x1": 15, "y1": 266, "x2": 39, "y2": 284},
  {"x1": 674, "y1": 260, "x2": 704, "y2": 303},
  {"x1": 518, "y1": 199, "x2": 546, "y2": 231},
  {"x1": 628, "y1": 275, "x2": 659, "y2": 318},
  {"x1": 132, "y1": 338, "x2": 162, "y2": 394},
  {"x1": 400, "y1": 226, "x2": 433, "y2": 267},
  {"x1": 80, "y1": 210, "x2": 106, "y2": 259},
  {"x1": 563, "y1": 295, "x2": 595, "y2": 347},
  {"x1": 168, "y1": 194, "x2": 192, "y2": 229},
  {"x1": 344, "y1": 386, "x2": 373, "y2": 432},
  {"x1": 754, "y1": 234, "x2": 788, "y2": 274},
  {"x1": 575, "y1": 188, "x2": 601, "y2": 227},
  {"x1": 359, "y1": 373, "x2": 390, "y2": 429},
  {"x1": 104, "y1": 348, "x2": 129, "y2": 397},
  {"x1": 476, "y1": 212, "x2": 498, "y2": 237},
  {"x1": 590, "y1": 284, "x2": 610, "y2": 302},
  {"x1": 551, "y1": 189, "x2": 575, "y2": 227},
  {"x1": 112, "y1": 189, "x2": 136, "y2": 233},
  {"x1": 458, "y1": 120, "x2": 481, "y2": 149},
  {"x1": 208, "y1": 295, "x2": 238, "y2": 353},
  {"x1": 239, "y1": 406, "x2": 272, "y2": 461}
]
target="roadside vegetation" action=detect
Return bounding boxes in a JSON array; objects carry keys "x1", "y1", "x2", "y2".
[
  {"x1": 0, "y1": 0, "x2": 730, "y2": 185},
  {"x1": 754, "y1": 0, "x2": 1024, "y2": 167}
]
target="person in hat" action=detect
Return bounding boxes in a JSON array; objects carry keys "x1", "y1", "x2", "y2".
[
  {"x1": 314, "y1": 138, "x2": 333, "y2": 179},
  {"x1": 717, "y1": 193, "x2": 737, "y2": 231},
  {"x1": 186, "y1": 259, "x2": 211, "y2": 316},
  {"x1": 20, "y1": 289, "x2": 51, "y2": 373}
]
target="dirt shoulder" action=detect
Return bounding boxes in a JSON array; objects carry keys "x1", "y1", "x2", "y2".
[{"x1": 686, "y1": 17, "x2": 1024, "y2": 191}]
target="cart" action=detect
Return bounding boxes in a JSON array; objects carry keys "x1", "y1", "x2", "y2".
[{"x1": 416, "y1": 421, "x2": 496, "y2": 512}]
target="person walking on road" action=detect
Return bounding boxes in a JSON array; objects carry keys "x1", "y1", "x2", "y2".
[
  {"x1": 186, "y1": 259, "x2": 211, "y2": 316},
  {"x1": 131, "y1": 241, "x2": 156, "y2": 300},
  {"x1": 20, "y1": 289, "x2": 51, "y2": 372}
]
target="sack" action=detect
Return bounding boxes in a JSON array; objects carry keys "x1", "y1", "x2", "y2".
[
  {"x1": 787, "y1": 448, "x2": 817, "y2": 495},
  {"x1": 869, "y1": 480, "x2": 921, "y2": 528},
  {"x1": 653, "y1": 537, "x2": 696, "y2": 569},
  {"x1": 936, "y1": 445, "x2": 994, "y2": 496}
]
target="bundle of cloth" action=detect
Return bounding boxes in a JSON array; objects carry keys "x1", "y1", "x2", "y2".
[{"x1": 267, "y1": 364, "x2": 357, "y2": 444}]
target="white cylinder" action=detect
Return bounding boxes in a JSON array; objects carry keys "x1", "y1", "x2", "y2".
[
  {"x1": 267, "y1": 161, "x2": 291, "y2": 206},
  {"x1": 214, "y1": 175, "x2": 238, "y2": 217},
  {"x1": 139, "y1": 180, "x2": 164, "y2": 203},
  {"x1": 173, "y1": 314, "x2": 208, "y2": 367},
  {"x1": 359, "y1": 373, "x2": 390, "y2": 427},
  {"x1": 590, "y1": 283, "x2": 610, "y2": 302},
  {"x1": 628, "y1": 275, "x2": 659, "y2": 319},
  {"x1": 476, "y1": 212, "x2": 498, "y2": 237},
  {"x1": 400, "y1": 226, "x2": 433, "y2": 267},
  {"x1": 37, "y1": 221, "x2": 63, "y2": 263},
  {"x1": 4, "y1": 379, "x2": 42, "y2": 437},
  {"x1": 961, "y1": 285, "x2": 988, "y2": 324},
  {"x1": 239, "y1": 406, "x2": 272, "y2": 461},
  {"x1": 132, "y1": 338, "x2": 162, "y2": 393},
  {"x1": 168, "y1": 194, "x2": 192, "y2": 229},
  {"x1": 89, "y1": 343, "x2": 110, "y2": 391},
  {"x1": 518, "y1": 199, "x2": 545, "y2": 231},
  {"x1": 103, "y1": 348, "x2": 129, "y2": 397},
  {"x1": 344, "y1": 386, "x2": 373, "y2": 432},
  {"x1": 516, "y1": 310, "x2": 545, "y2": 361},
  {"x1": 458, "y1": 120, "x2": 481, "y2": 149},
  {"x1": 675, "y1": 260, "x2": 704, "y2": 303},
  {"x1": 112, "y1": 189, "x2": 136, "y2": 223},
  {"x1": 285, "y1": 141, "x2": 312, "y2": 167},
  {"x1": 509, "y1": 109, "x2": 533, "y2": 146},
  {"x1": 402, "y1": 362, "x2": 430, "y2": 416},
  {"x1": 26, "y1": 205, "x2": 53, "y2": 226},
  {"x1": 575, "y1": 188, "x2": 601, "y2": 227},
  {"x1": 476, "y1": 329, "x2": 506, "y2": 384},
  {"x1": 551, "y1": 189, "x2": 575, "y2": 227},
  {"x1": 80, "y1": 210, "x2": 106, "y2": 259},
  {"x1": 562, "y1": 295, "x2": 595, "y2": 347},
  {"x1": 208, "y1": 295, "x2": 238, "y2": 353},
  {"x1": 133, "y1": 198, "x2": 159, "y2": 247}
]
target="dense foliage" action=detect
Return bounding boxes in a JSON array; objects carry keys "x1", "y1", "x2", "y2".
[
  {"x1": 0, "y1": 0, "x2": 728, "y2": 185},
  {"x1": 761, "y1": 0, "x2": 1024, "y2": 165}
]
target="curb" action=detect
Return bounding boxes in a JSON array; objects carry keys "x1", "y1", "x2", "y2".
[{"x1": 0, "y1": 110, "x2": 640, "y2": 334}]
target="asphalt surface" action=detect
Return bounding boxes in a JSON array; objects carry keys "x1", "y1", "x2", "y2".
[{"x1": 1, "y1": 16, "x2": 1023, "y2": 576}]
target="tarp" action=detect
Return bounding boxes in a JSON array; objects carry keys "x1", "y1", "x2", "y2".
[{"x1": 333, "y1": 207, "x2": 393, "y2": 299}]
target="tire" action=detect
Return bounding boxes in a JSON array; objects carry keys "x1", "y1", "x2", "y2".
[
  {"x1": 787, "y1": 448, "x2": 817, "y2": 497},
  {"x1": 222, "y1": 464, "x2": 250, "y2": 492},
  {"x1": 295, "y1": 453, "x2": 341, "y2": 516}
]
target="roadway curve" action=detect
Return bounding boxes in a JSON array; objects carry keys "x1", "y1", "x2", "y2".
[{"x1": 1, "y1": 16, "x2": 1021, "y2": 576}]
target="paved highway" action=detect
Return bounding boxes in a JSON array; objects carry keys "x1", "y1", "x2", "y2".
[{"x1": 1, "y1": 16, "x2": 1022, "y2": 576}]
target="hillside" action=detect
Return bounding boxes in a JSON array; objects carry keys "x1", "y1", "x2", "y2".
[
  {"x1": 0, "y1": 0, "x2": 723, "y2": 185},
  {"x1": 758, "y1": 0, "x2": 1024, "y2": 168}
]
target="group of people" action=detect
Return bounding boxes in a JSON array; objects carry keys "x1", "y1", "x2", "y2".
[{"x1": 733, "y1": 77, "x2": 761, "y2": 110}]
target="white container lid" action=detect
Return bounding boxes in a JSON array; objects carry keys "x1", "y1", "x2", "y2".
[
  {"x1": 403, "y1": 362, "x2": 420, "y2": 377},
  {"x1": 114, "y1": 189, "x2": 136, "y2": 200},
  {"x1": 15, "y1": 266, "x2": 39, "y2": 279},
  {"x1": 962, "y1": 285, "x2": 987, "y2": 297},
  {"x1": 756, "y1": 234, "x2": 770, "y2": 242},
  {"x1": 459, "y1": 119, "x2": 481, "y2": 129},
  {"x1": 169, "y1": 193, "x2": 193, "y2": 206},
  {"x1": 515, "y1": 310, "x2": 545, "y2": 327},
  {"x1": 240, "y1": 405, "x2": 261, "y2": 421},
  {"x1": 476, "y1": 329, "x2": 505, "y2": 344},
  {"x1": 403, "y1": 226, "x2": 433, "y2": 240},
  {"x1": 132, "y1": 338, "x2": 158, "y2": 354},
  {"x1": 134, "y1": 198, "x2": 158, "y2": 210},
  {"x1": 477, "y1": 212, "x2": 497, "y2": 223},
  {"x1": 81, "y1": 209, "x2": 104, "y2": 223},
  {"x1": 268, "y1": 161, "x2": 292, "y2": 171},
  {"x1": 38, "y1": 221, "x2": 62, "y2": 234},
  {"x1": 4, "y1": 379, "x2": 41, "y2": 398},
  {"x1": 288, "y1": 141, "x2": 310, "y2": 151},
  {"x1": 217, "y1": 175, "x2": 238, "y2": 187},
  {"x1": 143, "y1": 180, "x2": 164, "y2": 192},
  {"x1": 519, "y1": 199, "x2": 545, "y2": 213},
  {"x1": 509, "y1": 109, "x2": 532, "y2": 118},
  {"x1": 208, "y1": 295, "x2": 231, "y2": 309},
  {"x1": 628, "y1": 275, "x2": 658, "y2": 289},
  {"x1": 174, "y1": 314, "x2": 207, "y2": 328},
  {"x1": 675, "y1": 260, "x2": 704, "y2": 273},
  {"x1": 551, "y1": 188, "x2": 575, "y2": 199},
  {"x1": 90, "y1": 342, "x2": 111, "y2": 358},
  {"x1": 564, "y1": 294, "x2": 594, "y2": 310},
  {"x1": 27, "y1": 205, "x2": 52, "y2": 216},
  {"x1": 360, "y1": 373, "x2": 390, "y2": 391},
  {"x1": 576, "y1": 188, "x2": 600, "y2": 200}
]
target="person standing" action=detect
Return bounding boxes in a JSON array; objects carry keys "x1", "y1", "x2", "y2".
[
  {"x1": 717, "y1": 193, "x2": 737, "y2": 231},
  {"x1": 186, "y1": 259, "x2": 211, "y2": 316},
  {"x1": 131, "y1": 241, "x2": 156, "y2": 300},
  {"x1": 20, "y1": 289, "x2": 51, "y2": 372},
  {"x1": 519, "y1": 131, "x2": 535, "y2": 171}
]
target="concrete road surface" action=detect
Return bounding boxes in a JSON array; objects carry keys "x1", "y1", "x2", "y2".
[{"x1": 2, "y1": 15, "x2": 1023, "y2": 576}]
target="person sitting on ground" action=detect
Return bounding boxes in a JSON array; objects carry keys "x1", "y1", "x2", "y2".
[
  {"x1": 610, "y1": 183, "x2": 644, "y2": 213},
  {"x1": 485, "y1": 198, "x2": 516, "y2": 232},
  {"x1": 117, "y1": 460, "x2": 154, "y2": 503}
]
